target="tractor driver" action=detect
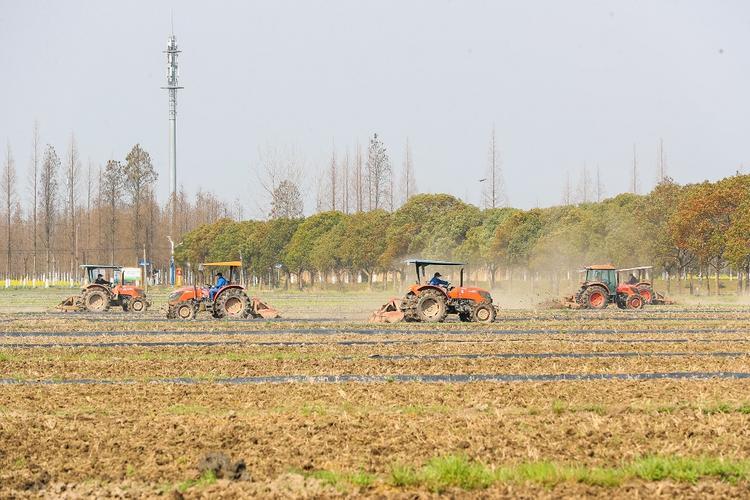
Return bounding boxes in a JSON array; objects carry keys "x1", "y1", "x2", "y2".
[
  {"x1": 627, "y1": 273, "x2": 638, "y2": 285},
  {"x1": 209, "y1": 272, "x2": 228, "y2": 300},
  {"x1": 429, "y1": 272, "x2": 450, "y2": 289},
  {"x1": 94, "y1": 274, "x2": 111, "y2": 286}
]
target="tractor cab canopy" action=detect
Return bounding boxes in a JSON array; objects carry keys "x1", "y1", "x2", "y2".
[
  {"x1": 580, "y1": 264, "x2": 617, "y2": 292},
  {"x1": 405, "y1": 259, "x2": 465, "y2": 287},
  {"x1": 198, "y1": 261, "x2": 243, "y2": 284},
  {"x1": 80, "y1": 264, "x2": 123, "y2": 284},
  {"x1": 617, "y1": 266, "x2": 653, "y2": 283}
]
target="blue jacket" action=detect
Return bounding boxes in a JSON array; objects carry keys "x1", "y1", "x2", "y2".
[
  {"x1": 429, "y1": 276, "x2": 449, "y2": 287},
  {"x1": 215, "y1": 276, "x2": 228, "y2": 288}
]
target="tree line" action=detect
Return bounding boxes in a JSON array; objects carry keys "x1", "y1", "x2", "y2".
[
  {"x1": 174, "y1": 174, "x2": 750, "y2": 295},
  {"x1": 0, "y1": 123, "x2": 236, "y2": 279}
]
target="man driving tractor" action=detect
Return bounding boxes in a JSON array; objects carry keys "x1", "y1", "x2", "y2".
[
  {"x1": 94, "y1": 273, "x2": 111, "y2": 286},
  {"x1": 209, "y1": 272, "x2": 228, "y2": 300},
  {"x1": 429, "y1": 272, "x2": 450, "y2": 288}
]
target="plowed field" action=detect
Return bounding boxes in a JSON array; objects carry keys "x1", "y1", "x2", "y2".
[{"x1": 2, "y1": 303, "x2": 750, "y2": 498}]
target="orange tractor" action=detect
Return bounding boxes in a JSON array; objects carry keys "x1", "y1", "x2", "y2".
[
  {"x1": 166, "y1": 261, "x2": 280, "y2": 320},
  {"x1": 616, "y1": 266, "x2": 671, "y2": 305},
  {"x1": 565, "y1": 264, "x2": 645, "y2": 310},
  {"x1": 371, "y1": 260, "x2": 497, "y2": 323},
  {"x1": 57, "y1": 264, "x2": 151, "y2": 313}
]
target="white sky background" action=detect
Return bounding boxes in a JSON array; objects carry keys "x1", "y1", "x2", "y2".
[{"x1": 1, "y1": 1, "x2": 749, "y2": 216}]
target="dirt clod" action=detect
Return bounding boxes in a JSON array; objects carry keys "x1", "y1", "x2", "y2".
[{"x1": 197, "y1": 452, "x2": 251, "y2": 481}]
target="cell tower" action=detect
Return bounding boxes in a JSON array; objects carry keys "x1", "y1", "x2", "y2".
[
  {"x1": 162, "y1": 30, "x2": 182, "y2": 286},
  {"x1": 162, "y1": 32, "x2": 183, "y2": 214}
]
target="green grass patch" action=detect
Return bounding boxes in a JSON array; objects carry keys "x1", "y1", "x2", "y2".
[
  {"x1": 701, "y1": 403, "x2": 733, "y2": 415},
  {"x1": 382, "y1": 454, "x2": 750, "y2": 491},
  {"x1": 177, "y1": 470, "x2": 217, "y2": 493}
]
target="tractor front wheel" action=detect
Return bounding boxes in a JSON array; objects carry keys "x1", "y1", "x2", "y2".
[
  {"x1": 626, "y1": 294, "x2": 644, "y2": 310},
  {"x1": 471, "y1": 303, "x2": 496, "y2": 323},
  {"x1": 416, "y1": 290, "x2": 448, "y2": 322},
  {"x1": 130, "y1": 298, "x2": 147, "y2": 313},
  {"x1": 582, "y1": 286, "x2": 609, "y2": 310},
  {"x1": 637, "y1": 285, "x2": 654, "y2": 304},
  {"x1": 175, "y1": 302, "x2": 196, "y2": 320}
]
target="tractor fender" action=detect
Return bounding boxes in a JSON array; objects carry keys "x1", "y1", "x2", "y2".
[
  {"x1": 414, "y1": 285, "x2": 449, "y2": 297},
  {"x1": 213, "y1": 285, "x2": 245, "y2": 301},
  {"x1": 580, "y1": 281, "x2": 611, "y2": 295},
  {"x1": 85, "y1": 284, "x2": 113, "y2": 297}
]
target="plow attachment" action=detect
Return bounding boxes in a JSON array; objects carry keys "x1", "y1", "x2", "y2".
[
  {"x1": 369, "y1": 297, "x2": 405, "y2": 323},
  {"x1": 56, "y1": 295, "x2": 84, "y2": 312},
  {"x1": 539, "y1": 295, "x2": 582, "y2": 310},
  {"x1": 650, "y1": 291, "x2": 676, "y2": 305},
  {"x1": 251, "y1": 297, "x2": 281, "y2": 319}
]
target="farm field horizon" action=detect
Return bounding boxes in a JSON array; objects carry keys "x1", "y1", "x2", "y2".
[{"x1": 2, "y1": 290, "x2": 750, "y2": 497}]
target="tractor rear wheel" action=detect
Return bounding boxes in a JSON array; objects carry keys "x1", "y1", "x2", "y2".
[
  {"x1": 582, "y1": 286, "x2": 609, "y2": 310},
  {"x1": 130, "y1": 298, "x2": 146, "y2": 313},
  {"x1": 215, "y1": 289, "x2": 252, "y2": 319},
  {"x1": 83, "y1": 289, "x2": 110, "y2": 312},
  {"x1": 416, "y1": 290, "x2": 448, "y2": 322},
  {"x1": 471, "y1": 303, "x2": 496, "y2": 323},
  {"x1": 626, "y1": 294, "x2": 644, "y2": 310},
  {"x1": 400, "y1": 293, "x2": 419, "y2": 322},
  {"x1": 637, "y1": 285, "x2": 654, "y2": 304}
]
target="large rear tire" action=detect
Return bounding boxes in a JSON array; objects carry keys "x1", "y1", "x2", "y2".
[
  {"x1": 471, "y1": 303, "x2": 496, "y2": 323},
  {"x1": 400, "y1": 293, "x2": 419, "y2": 322},
  {"x1": 582, "y1": 286, "x2": 609, "y2": 310},
  {"x1": 416, "y1": 289, "x2": 448, "y2": 323},
  {"x1": 215, "y1": 289, "x2": 251, "y2": 319},
  {"x1": 83, "y1": 289, "x2": 110, "y2": 312}
]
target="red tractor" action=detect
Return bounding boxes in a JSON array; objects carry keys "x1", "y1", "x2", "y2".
[
  {"x1": 166, "y1": 261, "x2": 280, "y2": 320},
  {"x1": 57, "y1": 264, "x2": 151, "y2": 313},
  {"x1": 572, "y1": 264, "x2": 644, "y2": 310},
  {"x1": 617, "y1": 266, "x2": 672, "y2": 305},
  {"x1": 397, "y1": 259, "x2": 497, "y2": 323}
]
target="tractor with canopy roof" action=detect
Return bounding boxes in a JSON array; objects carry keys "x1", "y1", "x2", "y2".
[
  {"x1": 166, "y1": 261, "x2": 280, "y2": 320},
  {"x1": 57, "y1": 264, "x2": 151, "y2": 313},
  {"x1": 370, "y1": 259, "x2": 497, "y2": 323}
]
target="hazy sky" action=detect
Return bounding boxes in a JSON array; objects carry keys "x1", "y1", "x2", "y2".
[{"x1": 1, "y1": 1, "x2": 749, "y2": 216}]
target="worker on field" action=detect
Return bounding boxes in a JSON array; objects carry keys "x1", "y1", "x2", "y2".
[
  {"x1": 209, "y1": 272, "x2": 228, "y2": 300},
  {"x1": 94, "y1": 273, "x2": 111, "y2": 286},
  {"x1": 627, "y1": 273, "x2": 638, "y2": 285},
  {"x1": 429, "y1": 272, "x2": 450, "y2": 288}
]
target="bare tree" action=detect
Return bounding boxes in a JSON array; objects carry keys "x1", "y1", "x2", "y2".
[
  {"x1": 65, "y1": 133, "x2": 80, "y2": 272},
  {"x1": 561, "y1": 170, "x2": 572, "y2": 206},
  {"x1": 101, "y1": 160, "x2": 123, "y2": 264},
  {"x1": 124, "y1": 144, "x2": 158, "y2": 258},
  {"x1": 631, "y1": 143, "x2": 639, "y2": 194},
  {"x1": 84, "y1": 160, "x2": 93, "y2": 263},
  {"x1": 399, "y1": 138, "x2": 418, "y2": 206},
  {"x1": 354, "y1": 144, "x2": 363, "y2": 212},
  {"x1": 596, "y1": 165, "x2": 605, "y2": 202},
  {"x1": 656, "y1": 138, "x2": 667, "y2": 184},
  {"x1": 270, "y1": 180, "x2": 304, "y2": 218},
  {"x1": 40, "y1": 145, "x2": 60, "y2": 273},
  {"x1": 576, "y1": 162, "x2": 591, "y2": 203},
  {"x1": 329, "y1": 148, "x2": 337, "y2": 211},
  {"x1": 482, "y1": 125, "x2": 507, "y2": 208},
  {"x1": 29, "y1": 121, "x2": 40, "y2": 277},
  {"x1": 255, "y1": 144, "x2": 304, "y2": 218},
  {"x1": 366, "y1": 133, "x2": 391, "y2": 210},
  {"x1": 341, "y1": 149, "x2": 350, "y2": 214},
  {"x1": 3, "y1": 144, "x2": 16, "y2": 276}
]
